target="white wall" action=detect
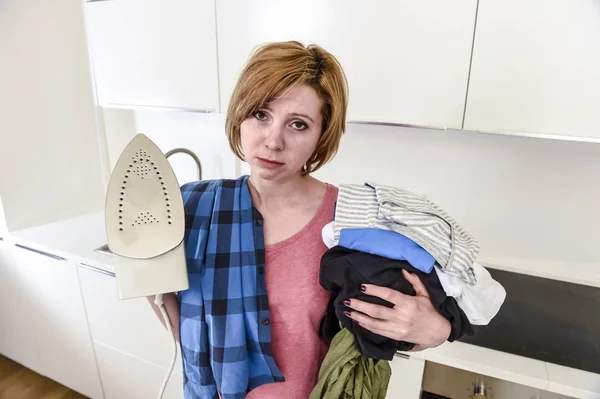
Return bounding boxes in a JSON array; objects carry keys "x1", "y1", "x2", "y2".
[
  {"x1": 0, "y1": 0, "x2": 105, "y2": 231},
  {"x1": 104, "y1": 112, "x2": 600, "y2": 273},
  {"x1": 314, "y1": 124, "x2": 600, "y2": 268}
]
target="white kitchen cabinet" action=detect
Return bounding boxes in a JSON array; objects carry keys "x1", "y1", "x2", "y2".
[
  {"x1": 10, "y1": 244, "x2": 103, "y2": 399},
  {"x1": 0, "y1": 240, "x2": 12, "y2": 353},
  {"x1": 216, "y1": 0, "x2": 477, "y2": 129},
  {"x1": 85, "y1": 0, "x2": 219, "y2": 111},
  {"x1": 0, "y1": 242, "x2": 44, "y2": 375},
  {"x1": 463, "y1": 0, "x2": 600, "y2": 139},
  {"x1": 94, "y1": 342, "x2": 184, "y2": 399},
  {"x1": 78, "y1": 261, "x2": 183, "y2": 370},
  {"x1": 386, "y1": 354, "x2": 426, "y2": 399},
  {"x1": 0, "y1": 239, "x2": 10, "y2": 355},
  {"x1": 0, "y1": 239, "x2": 40, "y2": 371}
]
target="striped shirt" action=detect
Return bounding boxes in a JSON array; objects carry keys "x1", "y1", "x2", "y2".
[
  {"x1": 178, "y1": 176, "x2": 283, "y2": 399},
  {"x1": 334, "y1": 182, "x2": 479, "y2": 285}
]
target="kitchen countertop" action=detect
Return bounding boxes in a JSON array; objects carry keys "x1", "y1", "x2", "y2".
[
  {"x1": 9, "y1": 211, "x2": 117, "y2": 273},
  {"x1": 8, "y1": 211, "x2": 600, "y2": 399}
]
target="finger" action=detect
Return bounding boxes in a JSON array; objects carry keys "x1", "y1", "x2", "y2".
[
  {"x1": 360, "y1": 284, "x2": 408, "y2": 307},
  {"x1": 402, "y1": 269, "x2": 430, "y2": 298},
  {"x1": 352, "y1": 316, "x2": 415, "y2": 347},
  {"x1": 348, "y1": 311, "x2": 408, "y2": 342},
  {"x1": 361, "y1": 324, "x2": 400, "y2": 341},
  {"x1": 346, "y1": 309, "x2": 394, "y2": 334},
  {"x1": 345, "y1": 298, "x2": 396, "y2": 320}
]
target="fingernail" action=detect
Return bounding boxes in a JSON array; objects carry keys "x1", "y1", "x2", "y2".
[
  {"x1": 343, "y1": 311, "x2": 351, "y2": 318},
  {"x1": 343, "y1": 299, "x2": 351, "y2": 307},
  {"x1": 360, "y1": 285, "x2": 366, "y2": 292},
  {"x1": 353, "y1": 319, "x2": 360, "y2": 324}
]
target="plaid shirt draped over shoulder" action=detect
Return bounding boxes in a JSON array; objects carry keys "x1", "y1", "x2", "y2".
[{"x1": 178, "y1": 176, "x2": 284, "y2": 399}]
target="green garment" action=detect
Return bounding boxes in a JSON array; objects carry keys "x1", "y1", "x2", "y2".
[{"x1": 310, "y1": 327, "x2": 392, "y2": 399}]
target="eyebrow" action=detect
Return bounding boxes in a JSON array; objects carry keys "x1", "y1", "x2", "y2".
[
  {"x1": 263, "y1": 106, "x2": 315, "y2": 124},
  {"x1": 290, "y1": 113, "x2": 315, "y2": 124}
]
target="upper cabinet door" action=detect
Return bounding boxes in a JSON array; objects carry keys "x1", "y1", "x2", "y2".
[
  {"x1": 464, "y1": 0, "x2": 600, "y2": 139},
  {"x1": 85, "y1": 0, "x2": 219, "y2": 111},
  {"x1": 216, "y1": 0, "x2": 478, "y2": 129}
]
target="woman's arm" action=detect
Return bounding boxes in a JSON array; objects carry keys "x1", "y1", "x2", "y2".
[
  {"x1": 146, "y1": 293, "x2": 181, "y2": 344},
  {"x1": 343, "y1": 269, "x2": 451, "y2": 350}
]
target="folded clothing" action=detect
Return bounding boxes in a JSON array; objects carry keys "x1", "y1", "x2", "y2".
[
  {"x1": 320, "y1": 246, "x2": 474, "y2": 360},
  {"x1": 334, "y1": 183, "x2": 479, "y2": 285}
]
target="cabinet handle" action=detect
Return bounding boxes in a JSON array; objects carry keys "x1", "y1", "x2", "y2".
[
  {"x1": 348, "y1": 120, "x2": 447, "y2": 131},
  {"x1": 78, "y1": 262, "x2": 115, "y2": 278},
  {"x1": 394, "y1": 352, "x2": 411, "y2": 360},
  {"x1": 14, "y1": 243, "x2": 66, "y2": 261},
  {"x1": 105, "y1": 103, "x2": 214, "y2": 113}
]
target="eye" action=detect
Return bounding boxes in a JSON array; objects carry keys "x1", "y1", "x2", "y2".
[
  {"x1": 291, "y1": 120, "x2": 308, "y2": 131},
  {"x1": 253, "y1": 110, "x2": 268, "y2": 121}
]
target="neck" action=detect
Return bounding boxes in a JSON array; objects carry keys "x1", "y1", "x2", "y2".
[{"x1": 248, "y1": 172, "x2": 313, "y2": 210}]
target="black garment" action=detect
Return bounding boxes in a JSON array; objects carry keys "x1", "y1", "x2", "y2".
[{"x1": 319, "y1": 246, "x2": 474, "y2": 361}]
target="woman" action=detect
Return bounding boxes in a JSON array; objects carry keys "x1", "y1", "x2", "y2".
[{"x1": 149, "y1": 41, "x2": 451, "y2": 398}]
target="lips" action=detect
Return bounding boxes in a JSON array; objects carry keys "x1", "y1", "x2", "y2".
[
  {"x1": 258, "y1": 157, "x2": 283, "y2": 164},
  {"x1": 257, "y1": 157, "x2": 285, "y2": 169}
]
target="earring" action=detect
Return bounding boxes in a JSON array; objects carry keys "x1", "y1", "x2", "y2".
[{"x1": 302, "y1": 163, "x2": 308, "y2": 173}]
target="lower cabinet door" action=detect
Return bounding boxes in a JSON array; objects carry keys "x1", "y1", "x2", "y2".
[
  {"x1": 78, "y1": 262, "x2": 183, "y2": 369},
  {"x1": 11, "y1": 245, "x2": 103, "y2": 398},
  {"x1": 94, "y1": 341, "x2": 184, "y2": 399}
]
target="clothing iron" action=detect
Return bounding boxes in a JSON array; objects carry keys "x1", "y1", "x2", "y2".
[{"x1": 105, "y1": 133, "x2": 189, "y2": 300}]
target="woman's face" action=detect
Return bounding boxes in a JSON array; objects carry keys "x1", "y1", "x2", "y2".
[{"x1": 240, "y1": 85, "x2": 324, "y2": 182}]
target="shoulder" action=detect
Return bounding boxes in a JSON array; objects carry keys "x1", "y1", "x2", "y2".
[
  {"x1": 181, "y1": 176, "x2": 247, "y2": 197},
  {"x1": 322, "y1": 182, "x2": 338, "y2": 203},
  {"x1": 180, "y1": 176, "x2": 248, "y2": 213}
]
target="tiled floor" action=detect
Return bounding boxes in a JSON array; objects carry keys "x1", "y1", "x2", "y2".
[{"x1": 0, "y1": 354, "x2": 87, "y2": 399}]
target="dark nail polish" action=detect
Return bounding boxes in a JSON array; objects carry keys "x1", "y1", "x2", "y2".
[
  {"x1": 343, "y1": 311, "x2": 351, "y2": 318},
  {"x1": 344, "y1": 300, "x2": 351, "y2": 307},
  {"x1": 360, "y1": 285, "x2": 366, "y2": 292}
]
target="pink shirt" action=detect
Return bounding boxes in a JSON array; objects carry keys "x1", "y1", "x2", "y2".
[{"x1": 246, "y1": 184, "x2": 338, "y2": 399}]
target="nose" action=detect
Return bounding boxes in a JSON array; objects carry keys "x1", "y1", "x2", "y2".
[{"x1": 264, "y1": 122, "x2": 285, "y2": 151}]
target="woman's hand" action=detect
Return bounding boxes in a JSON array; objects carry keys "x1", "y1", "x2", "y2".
[{"x1": 344, "y1": 269, "x2": 450, "y2": 351}]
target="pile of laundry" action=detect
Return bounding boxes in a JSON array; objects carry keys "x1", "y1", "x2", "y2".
[{"x1": 310, "y1": 182, "x2": 506, "y2": 399}]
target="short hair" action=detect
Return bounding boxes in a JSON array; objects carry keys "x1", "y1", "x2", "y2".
[{"x1": 225, "y1": 41, "x2": 348, "y2": 175}]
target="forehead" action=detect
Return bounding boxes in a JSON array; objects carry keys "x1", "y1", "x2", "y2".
[{"x1": 268, "y1": 85, "x2": 323, "y2": 118}]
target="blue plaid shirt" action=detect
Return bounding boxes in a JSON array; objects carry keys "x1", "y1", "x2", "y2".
[{"x1": 178, "y1": 176, "x2": 284, "y2": 399}]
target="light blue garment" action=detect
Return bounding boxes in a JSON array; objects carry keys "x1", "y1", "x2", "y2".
[{"x1": 338, "y1": 228, "x2": 435, "y2": 273}]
